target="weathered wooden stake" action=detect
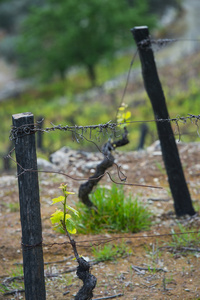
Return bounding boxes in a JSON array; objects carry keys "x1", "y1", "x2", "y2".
[
  {"x1": 131, "y1": 26, "x2": 195, "y2": 216},
  {"x1": 12, "y1": 112, "x2": 46, "y2": 299},
  {"x1": 137, "y1": 124, "x2": 148, "y2": 150}
]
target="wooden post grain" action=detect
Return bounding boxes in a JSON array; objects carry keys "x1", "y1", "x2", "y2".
[
  {"x1": 131, "y1": 26, "x2": 195, "y2": 216},
  {"x1": 12, "y1": 112, "x2": 46, "y2": 299}
]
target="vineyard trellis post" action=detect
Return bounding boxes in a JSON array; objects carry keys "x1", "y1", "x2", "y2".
[
  {"x1": 131, "y1": 26, "x2": 195, "y2": 216},
  {"x1": 12, "y1": 112, "x2": 46, "y2": 299}
]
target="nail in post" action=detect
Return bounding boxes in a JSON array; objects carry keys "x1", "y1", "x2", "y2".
[
  {"x1": 131, "y1": 26, "x2": 195, "y2": 216},
  {"x1": 12, "y1": 112, "x2": 46, "y2": 299}
]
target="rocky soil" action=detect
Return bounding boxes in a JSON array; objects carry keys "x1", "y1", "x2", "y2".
[{"x1": 0, "y1": 140, "x2": 200, "y2": 299}]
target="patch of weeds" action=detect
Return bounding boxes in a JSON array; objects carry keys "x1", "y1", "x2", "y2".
[
  {"x1": 194, "y1": 201, "x2": 200, "y2": 213},
  {"x1": 76, "y1": 184, "x2": 152, "y2": 233},
  {"x1": 162, "y1": 273, "x2": 174, "y2": 291},
  {"x1": 164, "y1": 274, "x2": 174, "y2": 284},
  {"x1": 3, "y1": 190, "x2": 14, "y2": 197},
  {"x1": 92, "y1": 242, "x2": 129, "y2": 262},
  {"x1": 147, "y1": 265, "x2": 157, "y2": 275},
  {"x1": 144, "y1": 241, "x2": 164, "y2": 274},
  {"x1": 0, "y1": 283, "x2": 10, "y2": 294},
  {"x1": 53, "y1": 273, "x2": 74, "y2": 292},
  {"x1": 6, "y1": 202, "x2": 20, "y2": 212},
  {"x1": 0, "y1": 266, "x2": 24, "y2": 295},
  {"x1": 170, "y1": 222, "x2": 200, "y2": 248},
  {"x1": 10, "y1": 265, "x2": 24, "y2": 278}
]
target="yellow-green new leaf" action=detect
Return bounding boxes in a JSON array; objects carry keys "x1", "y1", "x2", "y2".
[
  {"x1": 59, "y1": 183, "x2": 67, "y2": 189},
  {"x1": 50, "y1": 210, "x2": 64, "y2": 224},
  {"x1": 123, "y1": 111, "x2": 131, "y2": 121},
  {"x1": 51, "y1": 196, "x2": 65, "y2": 204},
  {"x1": 66, "y1": 218, "x2": 77, "y2": 234},
  {"x1": 64, "y1": 191, "x2": 75, "y2": 196},
  {"x1": 65, "y1": 214, "x2": 72, "y2": 220},
  {"x1": 126, "y1": 111, "x2": 131, "y2": 120},
  {"x1": 69, "y1": 227, "x2": 76, "y2": 234}
]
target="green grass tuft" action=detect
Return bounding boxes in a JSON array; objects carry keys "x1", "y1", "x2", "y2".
[
  {"x1": 75, "y1": 184, "x2": 152, "y2": 234},
  {"x1": 170, "y1": 222, "x2": 200, "y2": 248},
  {"x1": 92, "y1": 242, "x2": 130, "y2": 262}
]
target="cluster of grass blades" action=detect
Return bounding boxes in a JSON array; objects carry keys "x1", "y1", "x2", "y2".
[
  {"x1": 75, "y1": 184, "x2": 152, "y2": 234},
  {"x1": 170, "y1": 222, "x2": 200, "y2": 248},
  {"x1": 91, "y1": 241, "x2": 131, "y2": 262},
  {"x1": 0, "y1": 265, "x2": 24, "y2": 296}
]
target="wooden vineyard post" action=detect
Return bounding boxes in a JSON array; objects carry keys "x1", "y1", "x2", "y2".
[
  {"x1": 12, "y1": 112, "x2": 46, "y2": 299},
  {"x1": 131, "y1": 26, "x2": 195, "y2": 216}
]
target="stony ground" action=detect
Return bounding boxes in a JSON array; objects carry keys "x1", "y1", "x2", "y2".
[{"x1": 0, "y1": 141, "x2": 200, "y2": 300}]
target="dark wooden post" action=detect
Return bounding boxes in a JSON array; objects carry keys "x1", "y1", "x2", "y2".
[
  {"x1": 12, "y1": 112, "x2": 46, "y2": 299},
  {"x1": 137, "y1": 124, "x2": 148, "y2": 150},
  {"x1": 131, "y1": 26, "x2": 195, "y2": 216},
  {"x1": 3, "y1": 155, "x2": 10, "y2": 171}
]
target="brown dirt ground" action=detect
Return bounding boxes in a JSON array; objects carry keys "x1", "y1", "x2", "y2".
[{"x1": 0, "y1": 142, "x2": 200, "y2": 300}]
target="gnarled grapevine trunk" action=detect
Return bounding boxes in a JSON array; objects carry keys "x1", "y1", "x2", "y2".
[{"x1": 78, "y1": 127, "x2": 129, "y2": 207}]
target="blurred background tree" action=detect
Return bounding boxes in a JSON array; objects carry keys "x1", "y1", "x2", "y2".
[
  {"x1": 0, "y1": 0, "x2": 45, "y2": 62},
  {"x1": 16, "y1": 0, "x2": 156, "y2": 85},
  {"x1": 0, "y1": 0, "x2": 181, "y2": 85}
]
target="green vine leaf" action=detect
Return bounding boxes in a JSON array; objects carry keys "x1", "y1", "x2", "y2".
[
  {"x1": 65, "y1": 204, "x2": 79, "y2": 217},
  {"x1": 50, "y1": 210, "x2": 64, "y2": 224},
  {"x1": 66, "y1": 218, "x2": 77, "y2": 234},
  {"x1": 64, "y1": 191, "x2": 75, "y2": 195},
  {"x1": 123, "y1": 111, "x2": 131, "y2": 120},
  {"x1": 51, "y1": 195, "x2": 65, "y2": 204},
  {"x1": 117, "y1": 103, "x2": 131, "y2": 127},
  {"x1": 50, "y1": 183, "x2": 78, "y2": 235}
]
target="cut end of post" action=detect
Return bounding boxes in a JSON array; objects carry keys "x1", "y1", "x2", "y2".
[
  {"x1": 131, "y1": 25, "x2": 148, "y2": 33},
  {"x1": 12, "y1": 112, "x2": 34, "y2": 129},
  {"x1": 12, "y1": 112, "x2": 33, "y2": 120},
  {"x1": 131, "y1": 26, "x2": 149, "y2": 44}
]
